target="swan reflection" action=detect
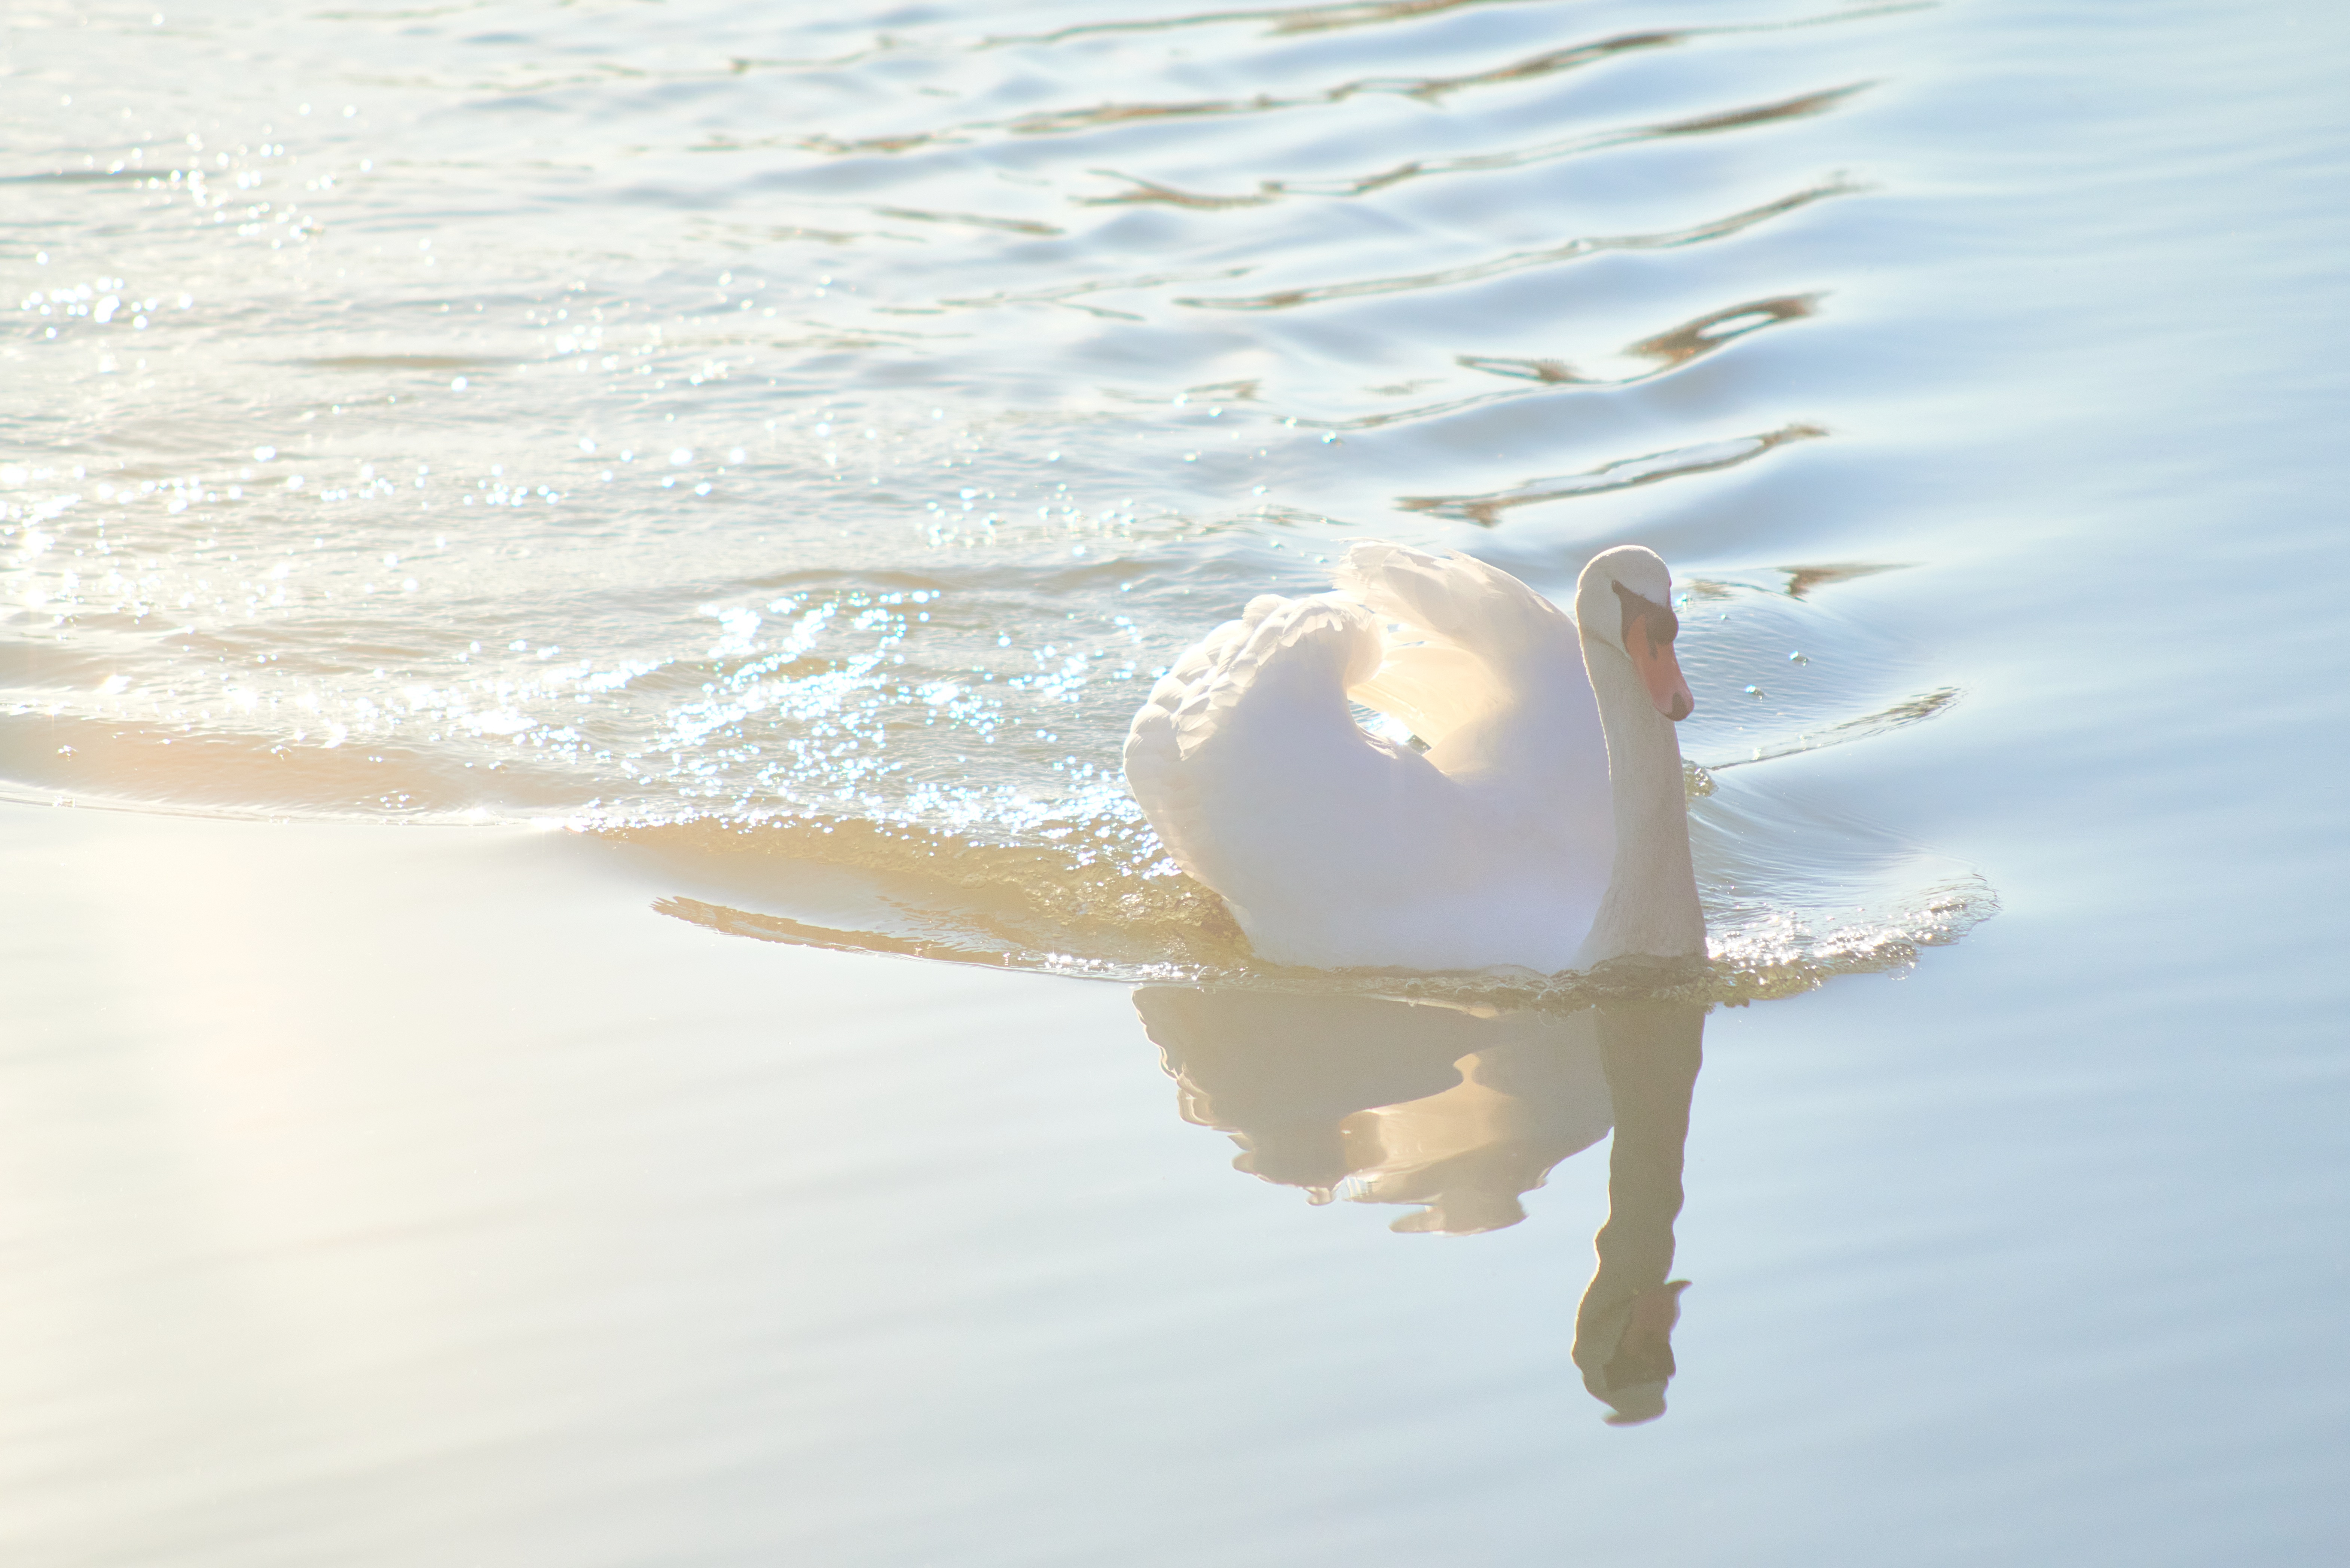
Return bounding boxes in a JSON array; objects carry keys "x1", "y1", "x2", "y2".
[{"x1": 1134, "y1": 987, "x2": 1702, "y2": 1423}]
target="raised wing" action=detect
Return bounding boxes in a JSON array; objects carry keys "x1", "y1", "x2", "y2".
[
  {"x1": 1333, "y1": 543, "x2": 1584, "y2": 762},
  {"x1": 1122, "y1": 552, "x2": 1615, "y2": 972},
  {"x1": 1125, "y1": 591, "x2": 1460, "y2": 945}
]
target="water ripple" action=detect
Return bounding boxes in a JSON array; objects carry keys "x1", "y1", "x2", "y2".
[
  {"x1": 1173, "y1": 184, "x2": 1854, "y2": 310},
  {"x1": 1084, "y1": 85, "x2": 1869, "y2": 208},
  {"x1": 1399, "y1": 423, "x2": 1828, "y2": 524}
]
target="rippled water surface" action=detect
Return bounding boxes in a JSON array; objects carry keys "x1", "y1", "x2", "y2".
[
  {"x1": 4, "y1": 0, "x2": 1995, "y2": 988},
  {"x1": 7, "y1": 0, "x2": 2350, "y2": 1562}
]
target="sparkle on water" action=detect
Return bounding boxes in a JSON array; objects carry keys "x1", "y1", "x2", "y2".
[{"x1": 2, "y1": 0, "x2": 1990, "y2": 996}]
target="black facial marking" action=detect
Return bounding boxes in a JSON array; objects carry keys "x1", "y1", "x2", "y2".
[{"x1": 1611, "y1": 579, "x2": 1678, "y2": 651}]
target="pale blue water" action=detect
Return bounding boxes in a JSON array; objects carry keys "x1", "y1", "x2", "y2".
[{"x1": 4, "y1": 0, "x2": 2349, "y2": 1561}]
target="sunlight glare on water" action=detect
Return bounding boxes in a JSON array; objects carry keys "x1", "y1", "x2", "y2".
[{"x1": 1, "y1": 0, "x2": 1988, "y2": 991}]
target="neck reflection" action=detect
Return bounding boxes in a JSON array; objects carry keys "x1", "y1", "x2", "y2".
[{"x1": 1132, "y1": 987, "x2": 1703, "y2": 1423}]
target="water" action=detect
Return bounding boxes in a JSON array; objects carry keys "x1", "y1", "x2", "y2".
[
  {"x1": 3, "y1": 0, "x2": 1988, "y2": 990},
  {"x1": 6, "y1": 0, "x2": 2350, "y2": 1561}
]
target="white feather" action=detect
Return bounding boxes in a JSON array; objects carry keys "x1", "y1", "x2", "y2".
[{"x1": 1125, "y1": 542, "x2": 1698, "y2": 973}]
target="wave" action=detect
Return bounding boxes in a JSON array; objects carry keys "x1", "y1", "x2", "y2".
[
  {"x1": 1400, "y1": 423, "x2": 1828, "y2": 524},
  {"x1": 614, "y1": 756, "x2": 1994, "y2": 1013}
]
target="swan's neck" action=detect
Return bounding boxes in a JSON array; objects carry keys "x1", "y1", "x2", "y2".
[{"x1": 1577, "y1": 636, "x2": 1705, "y2": 967}]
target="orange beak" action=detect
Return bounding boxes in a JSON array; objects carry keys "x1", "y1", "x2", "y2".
[
  {"x1": 1631, "y1": 617, "x2": 1694, "y2": 721},
  {"x1": 1612, "y1": 580, "x2": 1694, "y2": 721}
]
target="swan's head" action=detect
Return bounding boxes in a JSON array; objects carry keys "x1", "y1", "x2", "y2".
[{"x1": 1576, "y1": 546, "x2": 1694, "y2": 722}]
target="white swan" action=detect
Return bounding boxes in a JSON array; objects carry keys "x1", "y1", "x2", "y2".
[{"x1": 1123, "y1": 543, "x2": 1703, "y2": 973}]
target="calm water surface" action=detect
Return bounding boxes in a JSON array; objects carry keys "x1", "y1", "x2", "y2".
[{"x1": 4, "y1": 0, "x2": 2348, "y2": 1562}]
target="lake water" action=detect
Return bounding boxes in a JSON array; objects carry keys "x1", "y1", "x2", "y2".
[{"x1": 4, "y1": 0, "x2": 2347, "y2": 1561}]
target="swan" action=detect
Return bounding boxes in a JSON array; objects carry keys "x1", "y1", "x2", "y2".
[{"x1": 1122, "y1": 543, "x2": 1703, "y2": 973}]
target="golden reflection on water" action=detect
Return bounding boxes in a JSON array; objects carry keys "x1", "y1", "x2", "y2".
[{"x1": 1137, "y1": 986, "x2": 1702, "y2": 1422}]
